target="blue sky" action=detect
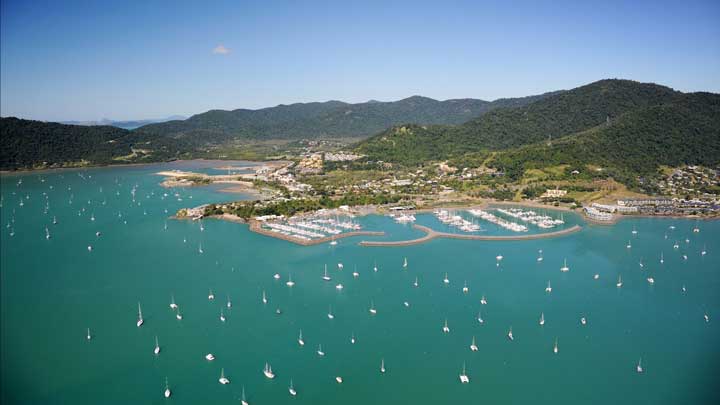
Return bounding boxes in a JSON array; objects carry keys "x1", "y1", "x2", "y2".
[{"x1": 1, "y1": 0, "x2": 719, "y2": 122}]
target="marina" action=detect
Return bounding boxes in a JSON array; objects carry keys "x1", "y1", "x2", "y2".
[{"x1": 0, "y1": 162, "x2": 718, "y2": 405}]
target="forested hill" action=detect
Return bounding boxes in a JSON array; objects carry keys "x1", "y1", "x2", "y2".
[
  {"x1": 356, "y1": 81, "x2": 720, "y2": 183},
  {"x1": 0, "y1": 118, "x2": 188, "y2": 170},
  {"x1": 134, "y1": 92, "x2": 557, "y2": 142}
]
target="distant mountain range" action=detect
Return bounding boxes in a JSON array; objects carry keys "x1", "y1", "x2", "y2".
[
  {"x1": 2, "y1": 79, "x2": 718, "y2": 185},
  {"x1": 61, "y1": 116, "x2": 186, "y2": 130},
  {"x1": 133, "y1": 93, "x2": 559, "y2": 142},
  {"x1": 356, "y1": 79, "x2": 720, "y2": 184}
]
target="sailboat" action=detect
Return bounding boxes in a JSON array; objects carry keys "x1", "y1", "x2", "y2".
[
  {"x1": 470, "y1": 336, "x2": 478, "y2": 351},
  {"x1": 539, "y1": 312, "x2": 545, "y2": 326},
  {"x1": 176, "y1": 309, "x2": 183, "y2": 320},
  {"x1": 380, "y1": 358, "x2": 386, "y2": 373},
  {"x1": 639, "y1": 258, "x2": 644, "y2": 268},
  {"x1": 647, "y1": 277, "x2": 655, "y2": 284},
  {"x1": 298, "y1": 330, "x2": 305, "y2": 346},
  {"x1": 560, "y1": 258, "x2": 570, "y2": 272},
  {"x1": 327, "y1": 305, "x2": 335, "y2": 319},
  {"x1": 263, "y1": 362, "x2": 275, "y2": 379},
  {"x1": 545, "y1": 281, "x2": 552, "y2": 293},
  {"x1": 351, "y1": 332, "x2": 356, "y2": 344},
  {"x1": 154, "y1": 336, "x2": 160, "y2": 355},
  {"x1": 369, "y1": 300, "x2": 377, "y2": 315},
  {"x1": 220, "y1": 308, "x2": 226, "y2": 322},
  {"x1": 335, "y1": 283, "x2": 343, "y2": 290},
  {"x1": 52, "y1": 216, "x2": 57, "y2": 225},
  {"x1": 459, "y1": 362, "x2": 470, "y2": 383},
  {"x1": 480, "y1": 295, "x2": 487, "y2": 305},
  {"x1": 704, "y1": 313, "x2": 710, "y2": 323},
  {"x1": 288, "y1": 379, "x2": 297, "y2": 396},
  {"x1": 262, "y1": 290, "x2": 267, "y2": 304},
  {"x1": 286, "y1": 275, "x2": 295, "y2": 287},
  {"x1": 701, "y1": 244, "x2": 707, "y2": 256},
  {"x1": 553, "y1": 338, "x2": 558, "y2": 354},
  {"x1": 463, "y1": 281, "x2": 469, "y2": 293},
  {"x1": 241, "y1": 386, "x2": 249, "y2": 405},
  {"x1": 413, "y1": 277, "x2": 419, "y2": 287},
  {"x1": 632, "y1": 226, "x2": 638, "y2": 235},
  {"x1": 335, "y1": 376, "x2": 343, "y2": 384},
  {"x1": 443, "y1": 273, "x2": 450, "y2": 284},
  {"x1": 353, "y1": 266, "x2": 359, "y2": 278},
  {"x1": 219, "y1": 368, "x2": 230, "y2": 384},
  {"x1": 442, "y1": 319, "x2": 450, "y2": 333},
  {"x1": 205, "y1": 353, "x2": 215, "y2": 361},
  {"x1": 137, "y1": 302, "x2": 144, "y2": 327},
  {"x1": 616, "y1": 275, "x2": 623, "y2": 288},
  {"x1": 373, "y1": 261, "x2": 378, "y2": 272},
  {"x1": 403, "y1": 257, "x2": 408, "y2": 268},
  {"x1": 477, "y1": 310, "x2": 484, "y2": 324},
  {"x1": 170, "y1": 295, "x2": 178, "y2": 309},
  {"x1": 507, "y1": 327, "x2": 514, "y2": 341},
  {"x1": 208, "y1": 289, "x2": 215, "y2": 300},
  {"x1": 636, "y1": 358, "x2": 643, "y2": 373},
  {"x1": 660, "y1": 252, "x2": 664, "y2": 264},
  {"x1": 322, "y1": 265, "x2": 331, "y2": 281},
  {"x1": 86, "y1": 328, "x2": 91, "y2": 340},
  {"x1": 580, "y1": 316, "x2": 587, "y2": 325},
  {"x1": 594, "y1": 273, "x2": 600, "y2": 280},
  {"x1": 317, "y1": 344, "x2": 325, "y2": 356},
  {"x1": 537, "y1": 249, "x2": 543, "y2": 262},
  {"x1": 164, "y1": 377, "x2": 171, "y2": 398},
  {"x1": 329, "y1": 235, "x2": 338, "y2": 246},
  {"x1": 226, "y1": 295, "x2": 232, "y2": 309},
  {"x1": 626, "y1": 240, "x2": 632, "y2": 249},
  {"x1": 45, "y1": 227, "x2": 51, "y2": 240},
  {"x1": 198, "y1": 243, "x2": 204, "y2": 254}
]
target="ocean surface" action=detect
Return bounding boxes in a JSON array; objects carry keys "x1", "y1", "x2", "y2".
[{"x1": 1, "y1": 161, "x2": 719, "y2": 404}]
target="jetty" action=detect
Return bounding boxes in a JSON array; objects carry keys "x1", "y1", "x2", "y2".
[
  {"x1": 249, "y1": 220, "x2": 385, "y2": 246},
  {"x1": 359, "y1": 224, "x2": 583, "y2": 247}
]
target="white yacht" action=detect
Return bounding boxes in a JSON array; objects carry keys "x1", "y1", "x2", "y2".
[
  {"x1": 219, "y1": 368, "x2": 230, "y2": 384},
  {"x1": 351, "y1": 333, "x2": 356, "y2": 344},
  {"x1": 198, "y1": 243, "x2": 204, "y2": 254},
  {"x1": 470, "y1": 336, "x2": 478, "y2": 351},
  {"x1": 164, "y1": 377, "x2": 171, "y2": 398},
  {"x1": 317, "y1": 344, "x2": 325, "y2": 356},
  {"x1": 273, "y1": 273, "x2": 281, "y2": 280},
  {"x1": 262, "y1": 290, "x2": 268, "y2": 304},
  {"x1": 241, "y1": 386, "x2": 249, "y2": 405},
  {"x1": 477, "y1": 310, "x2": 484, "y2": 324},
  {"x1": 701, "y1": 245, "x2": 707, "y2": 256},
  {"x1": 443, "y1": 273, "x2": 449, "y2": 284},
  {"x1": 373, "y1": 261, "x2": 378, "y2": 272},
  {"x1": 369, "y1": 301, "x2": 377, "y2": 315},
  {"x1": 594, "y1": 273, "x2": 600, "y2": 280},
  {"x1": 463, "y1": 281, "x2": 469, "y2": 294},
  {"x1": 636, "y1": 358, "x2": 643, "y2": 373},
  {"x1": 380, "y1": 358, "x2": 386, "y2": 373},
  {"x1": 226, "y1": 295, "x2": 232, "y2": 309},
  {"x1": 537, "y1": 249, "x2": 543, "y2": 262},
  {"x1": 263, "y1": 362, "x2": 275, "y2": 379},
  {"x1": 353, "y1": 266, "x2": 359, "y2": 278},
  {"x1": 322, "y1": 265, "x2": 331, "y2": 281},
  {"x1": 337, "y1": 262, "x2": 344, "y2": 270},
  {"x1": 560, "y1": 258, "x2": 569, "y2": 272},
  {"x1": 459, "y1": 362, "x2": 470, "y2": 383},
  {"x1": 705, "y1": 313, "x2": 710, "y2": 323},
  {"x1": 632, "y1": 226, "x2": 638, "y2": 235},
  {"x1": 626, "y1": 240, "x2": 632, "y2": 249},
  {"x1": 137, "y1": 302, "x2": 144, "y2": 327},
  {"x1": 220, "y1": 308, "x2": 226, "y2": 322},
  {"x1": 298, "y1": 330, "x2": 305, "y2": 346},
  {"x1": 208, "y1": 289, "x2": 215, "y2": 300},
  {"x1": 205, "y1": 353, "x2": 215, "y2": 361},
  {"x1": 507, "y1": 327, "x2": 514, "y2": 341},
  {"x1": 413, "y1": 277, "x2": 419, "y2": 287},
  {"x1": 328, "y1": 306, "x2": 335, "y2": 319},
  {"x1": 647, "y1": 277, "x2": 655, "y2": 284},
  {"x1": 539, "y1": 312, "x2": 545, "y2": 326},
  {"x1": 288, "y1": 379, "x2": 297, "y2": 396},
  {"x1": 580, "y1": 317, "x2": 587, "y2": 325},
  {"x1": 335, "y1": 376, "x2": 343, "y2": 384},
  {"x1": 553, "y1": 338, "x2": 558, "y2": 354},
  {"x1": 617, "y1": 275, "x2": 623, "y2": 288},
  {"x1": 480, "y1": 295, "x2": 487, "y2": 305},
  {"x1": 86, "y1": 328, "x2": 91, "y2": 340},
  {"x1": 442, "y1": 319, "x2": 450, "y2": 333},
  {"x1": 660, "y1": 252, "x2": 664, "y2": 264},
  {"x1": 286, "y1": 275, "x2": 295, "y2": 287},
  {"x1": 154, "y1": 336, "x2": 160, "y2": 355},
  {"x1": 335, "y1": 283, "x2": 343, "y2": 290},
  {"x1": 170, "y1": 295, "x2": 178, "y2": 310},
  {"x1": 403, "y1": 257, "x2": 408, "y2": 268},
  {"x1": 545, "y1": 281, "x2": 552, "y2": 293}
]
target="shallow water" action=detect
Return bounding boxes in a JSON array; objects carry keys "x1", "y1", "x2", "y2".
[{"x1": 1, "y1": 162, "x2": 719, "y2": 404}]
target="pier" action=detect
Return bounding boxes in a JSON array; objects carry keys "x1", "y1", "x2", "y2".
[{"x1": 359, "y1": 224, "x2": 583, "y2": 247}]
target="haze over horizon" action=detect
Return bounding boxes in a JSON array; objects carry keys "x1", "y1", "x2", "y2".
[{"x1": 2, "y1": 0, "x2": 719, "y2": 122}]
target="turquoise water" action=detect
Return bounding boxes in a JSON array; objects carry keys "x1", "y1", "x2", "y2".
[{"x1": 1, "y1": 163, "x2": 719, "y2": 404}]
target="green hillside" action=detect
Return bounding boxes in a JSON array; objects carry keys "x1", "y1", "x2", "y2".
[{"x1": 0, "y1": 118, "x2": 189, "y2": 170}]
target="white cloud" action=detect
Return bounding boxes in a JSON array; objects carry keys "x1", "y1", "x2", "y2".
[{"x1": 212, "y1": 44, "x2": 230, "y2": 55}]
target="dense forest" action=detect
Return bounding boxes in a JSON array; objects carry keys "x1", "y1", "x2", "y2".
[
  {"x1": 134, "y1": 93, "x2": 557, "y2": 142},
  {"x1": 0, "y1": 118, "x2": 189, "y2": 170},
  {"x1": 356, "y1": 80, "x2": 720, "y2": 182}
]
